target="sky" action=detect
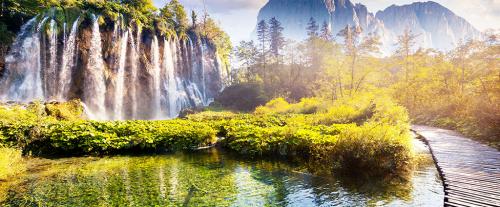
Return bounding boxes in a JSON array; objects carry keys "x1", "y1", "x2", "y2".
[{"x1": 153, "y1": 0, "x2": 500, "y2": 44}]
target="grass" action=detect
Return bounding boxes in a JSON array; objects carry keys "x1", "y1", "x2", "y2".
[{"x1": 0, "y1": 147, "x2": 25, "y2": 181}]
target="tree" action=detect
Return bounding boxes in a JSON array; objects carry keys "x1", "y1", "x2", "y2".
[
  {"x1": 167, "y1": 0, "x2": 188, "y2": 33},
  {"x1": 257, "y1": 20, "x2": 269, "y2": 72},
  {"x1": 338, "y1": 25, "x2": 380, "y2": 94},
  {"x1": 268, "y1": 17, "x2": 285, "y2": 63},
  {"x1": 191, "y1": 10, "x2": 197, "y2": 27},
  {"x1": 306, "y1": 17, "x2": 319, "y2": 39},
  {"x1": 236, "y1": 40, "x2": 259, "y2": 80},
  {"x1": 395, "y1": 28, "x2": 418, "y2": 107},
  {"x1": 320, "y1": 21, "x2": 333, "y2": 41},
  {"x1": 122, "y1": 0, "x2": 155, "y2": 12}
]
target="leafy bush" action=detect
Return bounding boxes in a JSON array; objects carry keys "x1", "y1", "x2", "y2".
[
  {"x1": 332, "y1": 123, "x2": 413, "y2": 175},
  {"x1": 32, "y1": 120, "x2": 217, "y2": 155},
  {"x1": 189, "y1": 94, "x2": 413, "y2": 176},
  {"x1": 0, "y1": 104, "x2": 217, "y2": 155}
]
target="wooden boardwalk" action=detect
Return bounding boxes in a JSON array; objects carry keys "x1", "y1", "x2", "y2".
[{"x1": 412, "y1": 125, "x2": 500, "y2": 207}]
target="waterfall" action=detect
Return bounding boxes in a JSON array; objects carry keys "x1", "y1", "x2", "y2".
[
  {"x1": 151, "y1": 36, "x2": 162, "y2": 119},
  {"x1": 126, "y1": 27, "x2": 141, "y2": 119},
  {"x1": 114, "y1": 31, "x2": 129, "y2": 120},
  {"x1": 163, "y1": 39, "x2": 179, "y2": 118},
  {"x1": 1, "y1": 13, "x2": 226, "y2": 120},
  {"x1": 1, "y1": 17, "x2": 44, "y2": 102},
  {"x1": 84, "y1": 16, "x2": 107, "y2": 120},
  {"x1": 58, "y1": 17, "x2": 79, "y2": 100},
  {"x1": 199, "y1": 40, "x2": 207, "y2": 105},
  {"x1": 45, "y1": 19, "x2": 58, "y2": 99}
]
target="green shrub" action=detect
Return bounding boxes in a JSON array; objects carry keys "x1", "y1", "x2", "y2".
[
  {"x1": 332, "y1": 123, "x2": 413, "y2": 175},
  {"x1": 0, "y1": 104, "x2": 217, "y2": 155},
  {"x1": 29, "y1": 120, "x2": 217, "y2": 155}
]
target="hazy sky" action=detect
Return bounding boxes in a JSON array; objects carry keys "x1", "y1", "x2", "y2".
[{"x1": 153, "y1": 0, "x2": 500, "y2": 43}]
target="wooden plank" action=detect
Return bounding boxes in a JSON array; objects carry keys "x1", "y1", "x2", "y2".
[
  {"x1": 444, "y1": 174, "x2": 500, "y2": 183},
  {"x1": 447, "y1": 184, "x2": 500, "y2": 197},
  {"x1": 443, "y1": 177, "x2": 500, "y2": 189},
  {"x1": 446, "y1": 195, "x2": 499, "y2": 207},
  {"x1": 445, "y1": 198, "x2": 492, "y2": 207},
  {"x1": 445, "y1": 189, "x2": 500, "y2": 204}
]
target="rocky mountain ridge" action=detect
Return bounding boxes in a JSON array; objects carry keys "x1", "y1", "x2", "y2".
[{"x1": 256, "y1": 0, "x2": 481, "y2": 54}]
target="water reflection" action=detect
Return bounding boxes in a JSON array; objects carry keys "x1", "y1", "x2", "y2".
[{"x1": 1, "y1": 139, "x2": 443, "y2": 206}]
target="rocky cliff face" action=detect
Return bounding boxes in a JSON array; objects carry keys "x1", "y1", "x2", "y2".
[
  {"x1": 0, "y1": 13, "x2": 225, "y2": 120},
  {"x1": 256, "y1": 0, "x2": 480, "y2": 53},
  {"x1": 376, "y1": 1, "x2": 480, "y2": 51}
]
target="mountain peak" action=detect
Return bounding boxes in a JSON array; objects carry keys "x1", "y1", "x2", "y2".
[{"x1": 256, "y1": 0, "x2": 480, "y2": 53}]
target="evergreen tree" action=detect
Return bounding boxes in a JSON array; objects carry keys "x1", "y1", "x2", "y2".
[
  {"x1": 191, "y1": 10, "x2": 198, "y2": 27},
  {"x1": 306, "y1": 17, "x2": 319, "y2": 39},
  {"x1": 268, "y1": 17, "x2": 285, "y2": 62},
  {"x1": 320, "y1": 21, "x2": 333, "y2": 41},
  {"x1": 257, "y1": 20, "x2": 269, "y2": 71}
]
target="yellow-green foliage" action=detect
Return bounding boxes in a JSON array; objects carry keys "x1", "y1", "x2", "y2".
[
  {"x1": 333, "y1": 123, "x2": 412, "y2": 175},
  {"x1": 255, "y1": 97, "x2": 328, "y2": 115},
  {"x1": 0, "y1": 103, "x2": 217, "y2": 155},
  {"x1": 0, "y1": 147, "x2": 25, "y2": 181},
  {"x1": 0, "y1": 95, "x2": 411, "y2": 176},
  {"x1": 255, "y1": 98, "x2": 291, "y2": 114},
  {"x1": 193, "y1": 94, "x2": 413, "y2": 176},
  {"x1": 45, "y1": 100, "x2": 84, "y2": 121}
]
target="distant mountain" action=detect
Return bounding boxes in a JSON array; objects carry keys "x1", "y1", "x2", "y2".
[{"x1": 255, "y1": 0, "x2": 481, "y2": 54}]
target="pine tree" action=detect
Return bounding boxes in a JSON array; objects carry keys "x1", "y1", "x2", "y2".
[
  {"x1": 306, "y1": 17, "x2": 319, "y2": 39},
  {"x1": 320, "y1": 21, "x2": 333, "y2": 41},
  {"x1": 268, "y1": 17, "x2": 285, "y2": 62},
  {"x1": 191, "y1": 10, "x2": 197, "y2": 27},
  {"x1": 257, "y1": 20, "x2": 269, "y2": 71}
]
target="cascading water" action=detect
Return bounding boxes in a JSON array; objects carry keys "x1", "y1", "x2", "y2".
[
  {"x1": 1, "y1": 17, "x2": 44, "y2": 102},
  {"x1": 163, "y1": 39, "x2": 180, "y2": 118},
  {"x1": 199, "y1": 40, "x2": 207, "y2": 105},
  {"x1": 114, "y1": 31, "x2": 129, "y2": 120},
  {"x1": 1, "y1": 13, "x2": 226, "y2": 120},
  {"x1": 45, "y1": 19, "x2": 58, "y2": 99},
  {"x1": 151, "y1": 36, "x2": 162, "y2": 119},
  {"x1": 128, "y1": 27, "x2": 139, "y2": 119},
  {"x1": 58, "y1": 17, "x2": 80, "y2": 100},
  {"x1": 84, "y1": 15, "x2": 107, "y2": 120}
]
